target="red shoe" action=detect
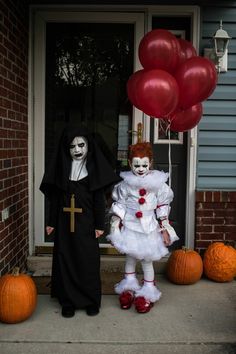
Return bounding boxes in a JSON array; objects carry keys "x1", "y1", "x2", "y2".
[
  {"x1": 134, "y1": 296, "x2": 154, "y2": 313},
  {"x1": 119, "y1": 291, "x2": 134, "y2": 309}
]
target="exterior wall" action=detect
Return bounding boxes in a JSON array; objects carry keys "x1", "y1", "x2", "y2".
[
  {"x1": 195, "y1": 2, "x2": 236, "y2": 252},
  {"x1": 195, "y1": 191, "x2": 236, "y2": 255},
  {"x1": 197, "y1": 2, "x2": 236, "y2": 190},
  {"x1": 0, "y1": 0, "x2": 235, "y2": 275},
  {"x1": 0, "y1": 0, "x2": 29, "y2": 275}
]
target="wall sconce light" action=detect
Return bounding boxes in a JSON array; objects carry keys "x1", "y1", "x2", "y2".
[{"x1": 204, "y1": 20, "x2": 231, "y2": 73}]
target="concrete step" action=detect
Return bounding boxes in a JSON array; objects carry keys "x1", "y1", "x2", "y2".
[
  {"x1": 1, "y1": 342, "x2": 235, "y2": 354},
  {"x1": 27, "y1": 255, "x2": 168, "y2": 295}
]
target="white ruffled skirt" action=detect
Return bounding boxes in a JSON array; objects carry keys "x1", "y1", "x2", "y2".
[{"x1": 107, "y1": 225, "x2": 169, "y2": 261}]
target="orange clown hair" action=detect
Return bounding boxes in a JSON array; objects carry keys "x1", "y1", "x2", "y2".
[{"x1": 128, "y1": 142, "x2": 153, "y2": 162}]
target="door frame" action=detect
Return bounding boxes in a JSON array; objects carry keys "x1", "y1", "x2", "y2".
[{"x1": 28, "y1": 5, "x2": 200, "y2": 253}]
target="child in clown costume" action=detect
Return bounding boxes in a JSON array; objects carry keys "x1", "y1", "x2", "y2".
[{"x1": 107, "y1": 142, "x2": 179, "y2": 313}]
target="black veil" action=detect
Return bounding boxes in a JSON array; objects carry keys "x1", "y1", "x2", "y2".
[{"x1": 40, "y1": 125, "x2": 120, "y2": 197}]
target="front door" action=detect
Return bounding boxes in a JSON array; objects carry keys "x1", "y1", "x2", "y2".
[
  {"x1": 32, "y1": 7, "x2": 199, "y2": 252},
  {"x1": 33, "y1": 11, "x2": 144, "y2": 250}
]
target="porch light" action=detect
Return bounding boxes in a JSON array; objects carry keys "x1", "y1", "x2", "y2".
[
  {"x1": 213, "y1": 20, "x2": 231, "y2": 57},
  {"x1": 204, "y1": 20, "x2": 231, "y2": 73}
]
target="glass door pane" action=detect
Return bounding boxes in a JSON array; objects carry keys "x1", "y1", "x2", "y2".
[{"x1": 44, "y1": 22, "x2": 134, "y2": 242}]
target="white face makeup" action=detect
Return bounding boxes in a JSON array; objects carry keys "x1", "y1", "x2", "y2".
[
  {"x1": 70, "y1": 136, "x2": 88, "y2": 161},
  {"x1": 130, "y1": 157, "x2": 151, "y2": 177}
]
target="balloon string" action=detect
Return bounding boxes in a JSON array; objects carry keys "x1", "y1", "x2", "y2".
[
  {"x1": 167, "y1": 120, "x2": 172, "y2": 189},
  {"x1": 157, "y1": 118, "x2": 172, "y2": 187},
  {"x1": 159, "y1": 118, "x2": 166, "y2": 137}
]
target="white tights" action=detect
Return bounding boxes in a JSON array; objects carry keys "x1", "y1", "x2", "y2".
[
  {"x1": 117, "y1": 255, "x2": 161, "y2": 301},
  {"x1": 125, "y1": 255, "x2": 155, "y2": 283}
]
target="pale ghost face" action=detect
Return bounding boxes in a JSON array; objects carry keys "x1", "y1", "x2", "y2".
[
  {"x1": 130, "y1": 157, "x2": 151, "y2": 177},
  {"x1": 69, "y1": 136, "x2": 88, "y2": 161}
]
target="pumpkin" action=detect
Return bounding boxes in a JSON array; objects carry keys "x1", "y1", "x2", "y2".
[
  {"x1": 0, "y1": 267, "x2": 37, "y2": 324},
  {"x1": 166, "y1": 247, "x2": 203, "y2": 285},
  {"x1": 203, "y1": 242, "x2": 236, "y2": 282}
]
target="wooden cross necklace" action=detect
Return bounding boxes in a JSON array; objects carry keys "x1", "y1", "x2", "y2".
[
  {"x1": 63, "y1": 194, "x2": 82, "y2": 233},
  {"x1": 63, "y1": 159, "x2": 86, "y2": 232}
]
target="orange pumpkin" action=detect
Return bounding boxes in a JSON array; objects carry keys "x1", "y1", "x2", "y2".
[
  {"x1": 0, "y1": 267, "x2": 37, "y2": 324},
  {"x1": 166, "y1": 247, "x2": 203, "y2": 285},
  {"x1": 203, "y1": 242, "x2": 236, "y2": 282}
]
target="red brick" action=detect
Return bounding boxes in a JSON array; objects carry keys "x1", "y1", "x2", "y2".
[
  {"x1": 222, "y1": 192, "x2": 231, "y2": 202},
  {"x1": 196, "y1": 225, "x2": 213, "y2": 233},
  {"x1": 196, "y1": 191, "x2": 205, "y2": 202},
  {"x1": 195, "y1": 190, "x2": 236, "y2": 251},
  {"x1": 0, "y1": 86, "x2": 8, "y2": 97},
  {"x1": 205, "y1": 191, "x2": 213, "y2": 202},
  {"x1": 214, "y1": 225, "x2": 236, "y2": 233},
  {"x1": 0, "y1": 150, "x2": 8, "y2": 158},
  {"x1": 225, "y1": 233, "x2": 236, "y2": 241},
  {"x1": 224, "y1": 217, "x2": 236, "y2": 224},
  {"x1": 0, "y1": 0, "x2": 29, "y2": 275},
  {"x1": 228, "y1": 192, "x2": 236, "y2": 202},
  {"x1": 213, "y1": 191, "x2": 221, "y2": 202},
  {"x1": 196, "y1": 217, "x2": 202, "y2": 225},
  {"x1": 203, "y1": 202, "x2": 226, "y2": 209},
  {"x1": 227, "y1": 203, "x2": 236, "y2": 210},
  {"x1": 214, "y1": 209, "x2": 235, "y2": 217},
  {"x1": 196, "y1": 210, "x2": 214, "y2": 217},
  {"x1": 195, "y1": 240, "x2": 212, "y2": 248},
  {"x1": 8, "y1": 71, "x2": 15, "y2": 82},
  {"x1": 7, "y1": 110, "x2": 15, "y2": 119},
  {"x1": 0, "y1": 246, "x2": 9, "y2": 259},
  {"x1": 0, "y1": 65, "x2": 7, "y2": 77},
  {"x1": 201, "y1": 217, "x2": 225, "y2": 225},
  {"x1": 0, "y1": 107, "x2": 7, "y2": 117},
  {"x1": 0, "y1": 44, "x2": 7, "y2": 56},
  {"x1": 200, "y1": 233, "x2": 224, "y2": 240},
  {"x1": 4, "y1": 57, "x2": 12, "y2": 70}
]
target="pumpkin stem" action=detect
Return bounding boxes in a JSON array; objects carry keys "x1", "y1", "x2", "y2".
[
  {"x1": 12, "y1": 267, "x2": 20, "y2": 276},
  {"x1": 182, "y1": 246, "x2": 188, "y2": 252}
]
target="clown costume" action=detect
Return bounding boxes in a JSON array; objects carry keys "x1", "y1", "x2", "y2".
[{"x1": 107, "y1": 142, "x2": 179, "y2": 313}]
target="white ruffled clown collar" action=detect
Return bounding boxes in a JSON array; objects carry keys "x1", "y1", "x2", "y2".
[{"x1": 120, "y1": 170, "x2": 169, "y2": 192}]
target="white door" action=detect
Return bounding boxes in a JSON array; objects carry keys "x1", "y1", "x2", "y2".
[
  {"x1": 30, "y1": 6, "x2": 199, "y2": 253},
  {"x1": 32, "y1": 11, "x2": 145, "y2": 248}
]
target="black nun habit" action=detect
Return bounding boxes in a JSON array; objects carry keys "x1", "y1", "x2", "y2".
[{"x1": 40, "y1": 125, "x2": 120, "y2": 312}]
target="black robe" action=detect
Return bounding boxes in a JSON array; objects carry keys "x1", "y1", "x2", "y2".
[{"x1": 40, "y1": 125, "x2": 120, "y2": 309}]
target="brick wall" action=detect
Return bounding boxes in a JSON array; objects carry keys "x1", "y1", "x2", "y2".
[
  {"x1": 0, "y1": 0, "x2": 29, "y2": 275},
  {"x1": 195, "y1": 191, "x2": 236, "y2": 255}
]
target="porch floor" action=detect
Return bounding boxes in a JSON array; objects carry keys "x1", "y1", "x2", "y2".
[{"x1": 0, "y1": 277, "x2": 235, "y2": 354}]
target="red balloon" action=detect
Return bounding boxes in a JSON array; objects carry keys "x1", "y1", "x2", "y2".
[
  {"x1": 135, "y1": 69, "x2": 179, "y2": 118},
  {"x1": 139, "y1": 29, "x2": 181, "y2": 73},
  {"x1": 175, "y1": 56, "x2": 217, "y2": 109},
  {"x1": 127, "y1": 70, "x2": 145, "y2": 110},
  {"x1": 178, "y1": 38, "x2": 197, "y2": 66},
  {"x1": 170, "y1": 103, "x2": 203, "y2": 132}
]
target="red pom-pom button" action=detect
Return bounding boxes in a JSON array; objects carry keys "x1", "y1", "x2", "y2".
[
  {"x1": 138, "y1": 197, "x2": 146, "y2": 205},
  {"x1": 139, "y1": 188, "x2": 146, "y2": 196},
  {"x1": 135, "y1": 211, "x2": 143, "y2": 218}
]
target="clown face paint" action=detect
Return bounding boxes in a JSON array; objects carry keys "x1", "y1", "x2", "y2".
[
  {"x1": 130, "y1": 157, "x2": 150, "y2": 177},
  {"x1": 70, "y1": 136, "x2": 88, "y2": 161}
]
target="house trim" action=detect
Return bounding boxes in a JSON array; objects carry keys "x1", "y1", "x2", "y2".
[{"x1": 29, "y1": 4, "x2": 200, "y2": 252}]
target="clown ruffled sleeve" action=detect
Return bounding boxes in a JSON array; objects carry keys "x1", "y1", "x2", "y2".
[
  {"x1": 110, "y1": 181, "x2": 128, "y2": 220},
  {"x1": 156, "y1": 183, "x2": 179, "y2": 244},
  {"x1": 156, "y1": 183, "x2": 173, "y2": 220}
]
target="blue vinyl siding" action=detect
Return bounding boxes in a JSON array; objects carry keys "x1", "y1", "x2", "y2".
[
  {"x1": 200, "y1": 116, "x2": 236, "y2": 130},
  {"x1": 198, "y1": 161, "x2": 236, "y2": 176},
  {"x1": 203, "y1": 101, "x2": 236, "y2": 116},
  {"x1": 197, "y1": 2, "x2": 236, "y2": 190}
]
